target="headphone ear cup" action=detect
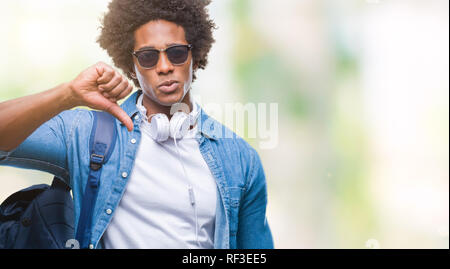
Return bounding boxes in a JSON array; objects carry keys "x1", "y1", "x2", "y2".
[
  {"x1": 170, "y1": 112, "x2": 190, "y2": 139},
  {"x1": 149, "y1": 114, "x2": 170, "y2": 142}
]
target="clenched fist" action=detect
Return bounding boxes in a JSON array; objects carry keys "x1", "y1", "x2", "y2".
[{"x1": 69, "y1": 62, "x2": 134, "y2": 131}]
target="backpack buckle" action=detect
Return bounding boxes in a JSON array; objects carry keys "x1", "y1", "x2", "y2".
[{"x1": 90, "y1": 154, "x2": 104, "y2": 171}]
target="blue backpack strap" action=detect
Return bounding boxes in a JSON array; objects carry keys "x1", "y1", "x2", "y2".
[{"x1": 75, "y1": 111, "x2": 117, "y2": 249}]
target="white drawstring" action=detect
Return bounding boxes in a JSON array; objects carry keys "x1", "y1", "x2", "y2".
[{"x1": 173, "y1": 123, "x2": 201, "y2": 248}]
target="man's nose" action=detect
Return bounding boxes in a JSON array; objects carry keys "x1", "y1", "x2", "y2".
[{"x1": 156, "y1": 52, "x2": 174, "y2": 74}]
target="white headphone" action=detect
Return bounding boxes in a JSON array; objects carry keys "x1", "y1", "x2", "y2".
[
  {"x1": 136, "y1": 92, "x2": 199, "y2": 142},
  {"x1": 136, "y1": 91, "x2": 202, "y2": 248}
]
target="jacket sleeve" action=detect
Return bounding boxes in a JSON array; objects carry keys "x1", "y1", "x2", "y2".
[
  {"x1": 0, "y1": 109, "x2": 82, "y2": 186},
  {"x1": 236, "y1": 147, "x2": 274, "y2": 249}
]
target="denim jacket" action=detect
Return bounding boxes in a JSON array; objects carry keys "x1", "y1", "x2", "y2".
[{"x1": 0, "y1": 90, "x2": 274, "y2": 249}]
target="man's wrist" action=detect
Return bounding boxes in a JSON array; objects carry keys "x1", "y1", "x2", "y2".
[{"x1": 56, "y1": 82, "x2": 79, "y2": 111}]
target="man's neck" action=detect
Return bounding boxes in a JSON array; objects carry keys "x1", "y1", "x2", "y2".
[{"x1": 141, "y1": 91, "x2": 193, "y2": 121}]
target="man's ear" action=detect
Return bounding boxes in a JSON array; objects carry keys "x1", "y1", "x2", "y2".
[{"x1": 130, "y1": 72, "x2": 137, "y2": 79}]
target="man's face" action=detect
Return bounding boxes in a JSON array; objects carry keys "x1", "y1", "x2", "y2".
[{"x1": 133, "y1": 19, "x2": 193, "y2": 106}]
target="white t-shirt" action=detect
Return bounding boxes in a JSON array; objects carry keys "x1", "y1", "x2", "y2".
[{"x1": 102, "y1": 99, "x2": 217, "y2": 249}]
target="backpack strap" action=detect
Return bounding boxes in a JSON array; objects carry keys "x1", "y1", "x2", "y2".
[
  {"x1": 75, "y1": 111, "x2": 117, "y2": 249},
  {"x1": 50, "y1": 176, "x2": 71, "y2": 192}
]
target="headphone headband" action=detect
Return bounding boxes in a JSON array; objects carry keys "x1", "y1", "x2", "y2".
[{"x1": 136, "y1": 93, "x2": 198, "y2": 142}]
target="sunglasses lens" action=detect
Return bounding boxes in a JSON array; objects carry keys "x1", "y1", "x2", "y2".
[
  {"x1": 137, "y1": 50, "x2": 159, "y2": 68},
  {"x1": 167, "y1": 46, "x2": 189, "y2": 65}
]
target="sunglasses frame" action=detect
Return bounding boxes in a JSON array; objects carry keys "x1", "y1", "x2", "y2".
[{"x1": 132, "y1": 44, "x2": 193, "y2": 69}]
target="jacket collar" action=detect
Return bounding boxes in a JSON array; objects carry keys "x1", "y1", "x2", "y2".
[{"x1": 119, "y1": 90, "x2": 219, "y2": 141}]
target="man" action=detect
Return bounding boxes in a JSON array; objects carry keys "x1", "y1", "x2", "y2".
[{"x1": 0, "y1": 0, "x2": 274, "y2": 249}]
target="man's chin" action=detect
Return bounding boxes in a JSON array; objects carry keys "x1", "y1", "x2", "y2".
[{"x1": 155, "y1": 93, "x2": 184, "y2": 106}]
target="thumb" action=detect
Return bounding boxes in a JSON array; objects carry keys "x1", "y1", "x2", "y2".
[
  {"x1": 95, "y1": 66, "x2": 105, "y2": 80},
  {"x1": 104, "y1": 102, "x2": 134, "y2": 132}
]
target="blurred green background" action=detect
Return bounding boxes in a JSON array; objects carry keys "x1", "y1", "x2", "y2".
[{"x1": 0, "y1": 0, "x2": 448, "y2": 248}]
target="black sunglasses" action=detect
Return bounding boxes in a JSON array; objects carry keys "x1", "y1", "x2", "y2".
[{"x1": 132, "y1": 44, "x2": 193, "y2": 69}]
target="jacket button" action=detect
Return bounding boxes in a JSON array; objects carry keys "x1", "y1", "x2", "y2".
[
  {"x1": 89, "y1": 244, "x2": 94, "y2": 249},
  {"x1": 131, "y1": 138, "x2": 136, "y2": 144},
  {"x1": 106, "y1": 208, "x2": 112, "y2": 215},
  {"x1": 122, "y1": 172, "x2": 128, "y2": 178}
]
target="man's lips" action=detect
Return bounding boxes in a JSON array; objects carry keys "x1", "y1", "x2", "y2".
[
  {"x1": 158, "y1": 80, "x2": 178, "y2": 87},
  {"x1": 158, "y1": 81, "x2": 179, "y2": 93}
]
